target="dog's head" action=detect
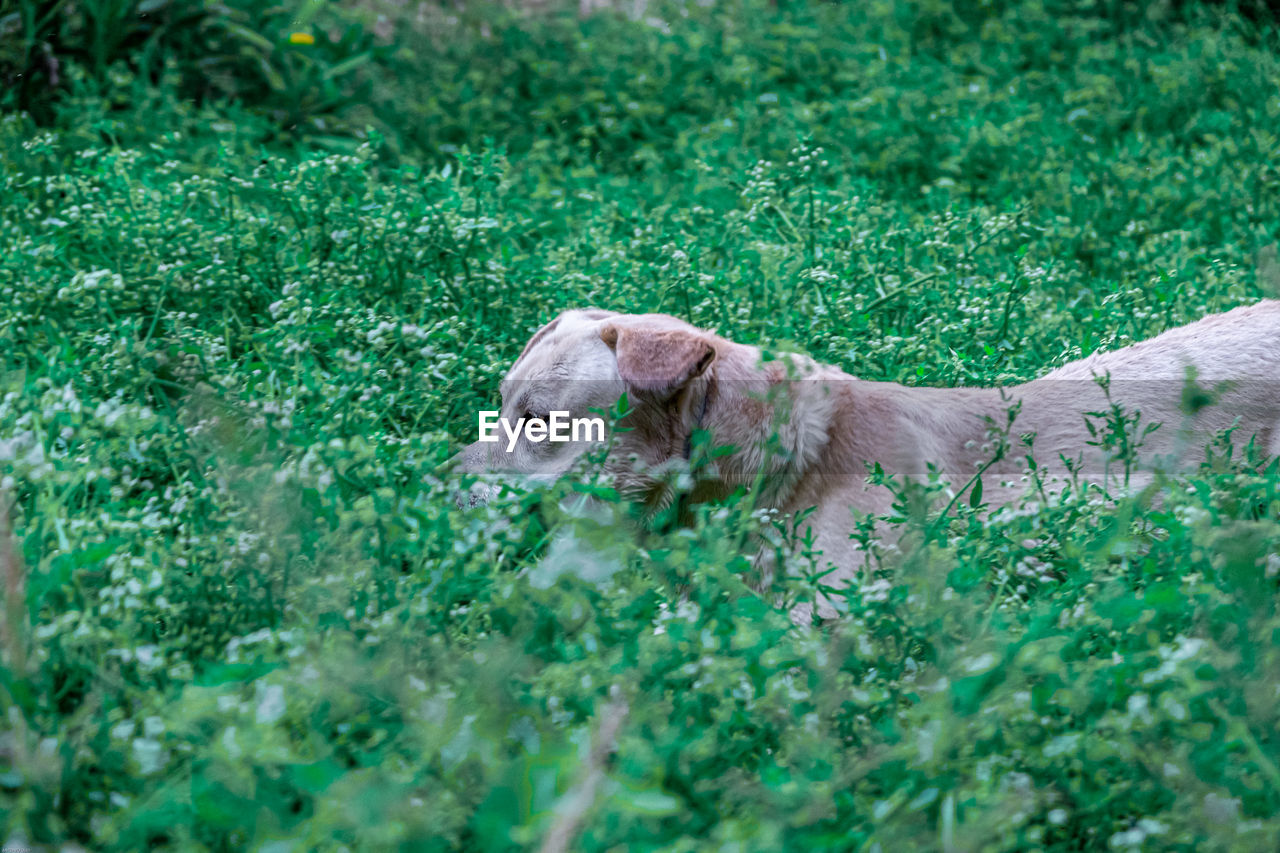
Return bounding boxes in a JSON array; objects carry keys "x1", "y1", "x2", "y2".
[{"x1": 458, "y1": 309, "x2": 721, "y2": 500}]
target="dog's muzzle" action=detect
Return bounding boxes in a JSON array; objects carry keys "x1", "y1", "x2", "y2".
[{"x1": 454, "y1": 440, "x2": 498, "y2": 507}]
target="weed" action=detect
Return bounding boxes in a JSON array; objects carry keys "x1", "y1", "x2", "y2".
[{"x1": 1, "y1": 1, "x2": 1279, "y2": 850}]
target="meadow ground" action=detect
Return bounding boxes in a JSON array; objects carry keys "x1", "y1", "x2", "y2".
[{"x1": 2, "y1": 0, "x2": 1280, "y2": 849}]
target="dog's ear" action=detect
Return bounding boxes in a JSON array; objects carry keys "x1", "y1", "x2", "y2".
[{"x1": 600, "y1": 324, "x2": 715, "y2": 393}]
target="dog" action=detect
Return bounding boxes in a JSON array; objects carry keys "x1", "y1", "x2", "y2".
[{"x1": 459, "y1": 302, "x2": 1280, "y2": 617}]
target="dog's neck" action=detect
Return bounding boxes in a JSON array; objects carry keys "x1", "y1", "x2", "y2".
[
  {"x1": 689, "y1": 346, "x2": 841, "y2": 507},
  {"x1": 682, "y1": 380, "x2": 712, "y2": 462},
  {"x1": 691, "y1": 344, "x2": 1021, "y2": 510}
]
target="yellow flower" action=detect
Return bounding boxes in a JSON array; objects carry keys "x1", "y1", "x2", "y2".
[{"x1": 288, "y1": 32, "x2": 315, "y2": 45}]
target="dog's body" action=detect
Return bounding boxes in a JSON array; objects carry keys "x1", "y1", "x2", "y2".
[{"x1": 461, "y1": 302, "x2": 1280, "y2": 613}]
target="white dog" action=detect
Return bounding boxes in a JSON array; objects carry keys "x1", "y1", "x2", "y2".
[{"x1": 460, "y1": 302, "x2": 1280, "y2": 615}]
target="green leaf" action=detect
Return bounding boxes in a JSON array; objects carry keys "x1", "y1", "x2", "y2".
[
  {"x1": 196, "y1": 661, "x2": 284, "y2": 687},
  {"x1": 290, "y1": 759, "x2": 348, "y2": 793},
  {"x1": 323, "y1": 52, "x2": 374, "y2": 81}
]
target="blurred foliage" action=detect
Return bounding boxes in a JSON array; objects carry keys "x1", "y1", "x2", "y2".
[
  {"x1": 0, "y1": 0, "x2": 385, "y2": 134},
  {"x1": 1, "y1": 0, "x2": 1280, "y2": 850}
]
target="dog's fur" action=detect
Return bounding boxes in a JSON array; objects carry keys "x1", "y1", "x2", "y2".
[{"x1": 460, "y1": 302, "x2": 1280, "y2": 614}]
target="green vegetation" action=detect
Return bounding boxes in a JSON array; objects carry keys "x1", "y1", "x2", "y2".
[{"x1": 2, "y1": 0, "x2": 1279, "y2": 849}]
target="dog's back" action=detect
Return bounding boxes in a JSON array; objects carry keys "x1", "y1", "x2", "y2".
[{"x1": 1042, "y1": 300, "x2": 1280, "y2": 381}]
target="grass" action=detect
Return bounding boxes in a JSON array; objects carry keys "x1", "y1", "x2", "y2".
[{"x1": 1, "y1": 0, "x2": 1280, "y2": 849}]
